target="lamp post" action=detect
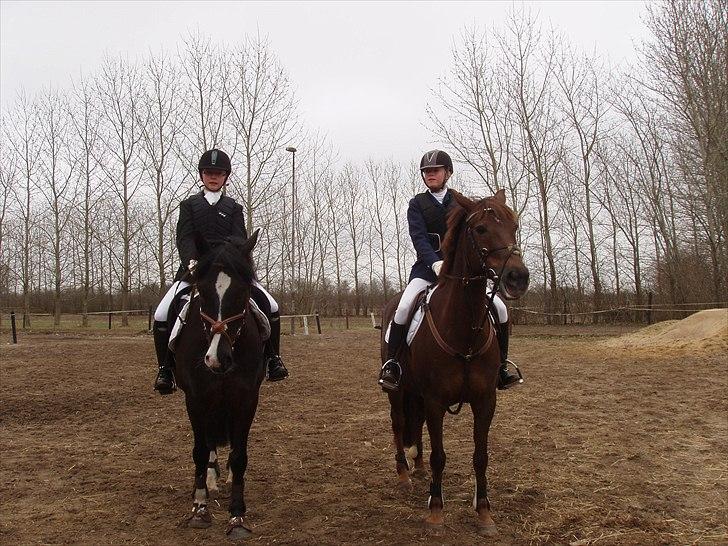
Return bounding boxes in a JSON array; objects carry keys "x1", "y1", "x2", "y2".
[{"x1": 286, "y1": 146, "x2": 297, "y2": 315}]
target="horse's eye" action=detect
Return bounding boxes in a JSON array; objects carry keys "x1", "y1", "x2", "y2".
[{"x1": 475, "y1": 225, "x2": 487, "y2": 235}]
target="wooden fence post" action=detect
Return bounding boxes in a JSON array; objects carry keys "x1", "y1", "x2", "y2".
[
  {"x1": 646, "y1": 292, "x2": 653, "y2": 324},
  {"x1": 108, "y1": 312, "x2": 112, "y2": 330},
  {"x1": 315, "y1": 312, "x2": 322, "y2": 334},
  {"x1": 11, "y1": 310, "x2": 17, "y2": 344}
]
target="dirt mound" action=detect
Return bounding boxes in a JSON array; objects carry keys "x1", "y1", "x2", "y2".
[{"x1": 605, "y1": 308, "x2": 728, "y2": 353}]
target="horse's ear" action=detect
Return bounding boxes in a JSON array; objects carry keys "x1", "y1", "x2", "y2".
[
  {"x1": 451, "y1": 189, "x2": 476, "y2": 212},
  {"x1": 240, "y1": 229, "x2": 260, "y2": 255},
  {"x1": 494, "y1": 189, "x2": 506, "y2": 205}
]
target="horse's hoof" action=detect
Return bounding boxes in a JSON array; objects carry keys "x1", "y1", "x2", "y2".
[
  {"x1": 188, "y1": 504, "x2": 212, "y2": 529},
  {"x1": 477, "y1": 523, "x2": 498, "y2": 537},
  {"x1": 226, "y1": 517, "x2": 252, "y2": 540},
  {"x1": 208, "y1": 486, "x2": 219, "y2": 500},
  {"x1": 424, "y1": 513, "x2": 444, "y2": 528},
  {"x1": 396, "y1": 477, "x2": 413, "y2": 492},
  {"x1": 188, "y1": 515, "x2": 212, "y2": 529}
]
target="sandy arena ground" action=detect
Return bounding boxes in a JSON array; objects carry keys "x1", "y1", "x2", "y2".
[{"x1": 1, "y1": 318, "x2": 726, "y2": 545}]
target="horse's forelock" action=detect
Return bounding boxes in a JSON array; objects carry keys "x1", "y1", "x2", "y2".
[
  {"x1": 480, "y1": 195, "x2": 518, "y2": 223},
  {"x1": 195, "y1": 240, "x2": 255, "y2": 287}
]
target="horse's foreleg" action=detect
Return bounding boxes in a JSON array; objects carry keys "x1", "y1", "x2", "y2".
[
  {"x1": 206, "y1": 449, "x2": 221, "y2": 497},
  {"x1": 472, "y1": 397, "x2": 497, "y2": 536},
  {"x1": 424, "y1": 402, "x2": 446, "y2": 527},
  {"x1": 225, "y1": 397, "x2": 257, "y2": 540},
  {"x1": 388, "y1": 391, "x2": 411, "y2": 490},
  {"x1": 188, "y1": 427, "x2": 212, "y2": 529}
]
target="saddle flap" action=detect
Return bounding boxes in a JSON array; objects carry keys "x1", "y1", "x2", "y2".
[
  {"x1": 385, "y1": 285, "x2": 438, "y2": 347},
  {"x1": 249, "y1": 299, "x2": 271, "y2": 341}
]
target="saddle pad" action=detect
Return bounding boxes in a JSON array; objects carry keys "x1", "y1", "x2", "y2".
[
  {"x1": 385, "y1": 285, "x2": 439, "y2": 346},
  {"x1": 169, "y1": 294, "x2": 193, "y2": 351},
  {"x1": 169, "y1": 294, "x2": 271, "y2": 351},
  {"x1": 384, "y1": 286, "x2": 499, "y2": 347},
  {"x1": 249, "y1": 299, "x2": 271, "y2": 341}
]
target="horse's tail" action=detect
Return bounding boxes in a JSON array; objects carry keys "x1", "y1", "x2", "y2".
[{"x1": 402, "y1": 390, "x2": 424, "y2": 449}]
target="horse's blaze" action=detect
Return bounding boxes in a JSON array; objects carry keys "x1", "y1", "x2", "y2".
[{"x1": 205, "y1": 271, "x2": 232, "y2": 369}]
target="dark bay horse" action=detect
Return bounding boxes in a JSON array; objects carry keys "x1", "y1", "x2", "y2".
[
  {"x1": 381, "y1": 189, "x2": 530, "y2": 535},
  {"x1": 173, "y1": 231, "x2": 266, "y2": 540}
]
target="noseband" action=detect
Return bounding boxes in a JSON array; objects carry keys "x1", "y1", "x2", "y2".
[{"x1": 199, "y1": 308, "x2": 247, "y2": 347}]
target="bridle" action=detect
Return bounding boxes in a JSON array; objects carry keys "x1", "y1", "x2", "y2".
[
  {"x1": 441, "y1": 207, "x2": 522, "y2": 288},
  {"x1": 194, "y1": 284, "x2": 249, "y2": 349},
  {"x1": 199, "y1": 308, "x2": 247, "y2": 347}
]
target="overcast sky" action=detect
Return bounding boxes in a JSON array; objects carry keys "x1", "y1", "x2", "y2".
[{"x1": 1, "y1": 1, "x2": 649, "y2": 167}]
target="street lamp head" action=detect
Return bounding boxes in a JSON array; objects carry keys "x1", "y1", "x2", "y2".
[{"x1": 286, "y1": 146, "x2": 297, "y2": 153}]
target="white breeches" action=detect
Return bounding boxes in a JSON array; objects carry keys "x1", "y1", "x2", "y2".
[
  {"x1": 393, "y1": 278, "x2": 508, "y2": 325},
  {"x1": 154, "y1": 279, "x2": 278, "y2": 323},
  {"x1": 154, "y1": 281, "x2": 191, "y2": 322},
  {"x1": 252, "y1": 280, "x2": 278, "y2": 313}
]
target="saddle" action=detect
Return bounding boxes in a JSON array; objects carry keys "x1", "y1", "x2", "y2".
[{"x1": 385, "y1": 286, "x2": 500, "y2": 347}]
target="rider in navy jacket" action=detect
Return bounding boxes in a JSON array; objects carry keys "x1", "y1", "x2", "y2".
[
  {"x1": 378, "y1": 149, "x2": 522, "y2": 392},
  {"x1": 407, "y1": 190, "x2": 454, "y2": 284}
]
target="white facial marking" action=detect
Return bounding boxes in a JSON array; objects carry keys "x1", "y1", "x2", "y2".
[{"x1": 205, "y1": 271, "x2": 232, "y2": 369}]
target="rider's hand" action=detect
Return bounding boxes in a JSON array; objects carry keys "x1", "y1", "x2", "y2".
[
  {"x1": 188, "y1": 259, "x2": 198, "y2": 272},
  {"x1": 432, "y1": 260, "x2": 444, "y2": 276}
]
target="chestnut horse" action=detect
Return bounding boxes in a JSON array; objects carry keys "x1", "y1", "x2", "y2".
[
  {"x1": 173, "y1": 231, "x2": 266, "y2": 540},
  {"x1": 381, "y1": 189, "x2": 529, "y2": 535}
]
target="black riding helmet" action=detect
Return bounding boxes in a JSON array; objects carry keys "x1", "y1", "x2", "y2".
[
  {"x1": 420, "y1": 150, "x2": 453, "y2": 174},
  {"x1": 198, "y1": 149, "x2": 232, "y2": 175}
]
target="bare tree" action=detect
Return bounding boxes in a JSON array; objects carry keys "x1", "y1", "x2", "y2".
[
  {"x1": 36, "y1": 87, "x2": 76, "y2": 326},
  {"x1": 502, "y1": 9, "x2": 563, "y2": 318},
  {"x1": 139, "y1": 49, "x2": 190, "y2": 295},
  {"x1": 69, "y1": 75, "x2": 102, "y2": 326},
  {"x1": 641, "y1": 0, "x2": 728, "y2": 299},
  {"x1": 178, "y1": 30, "x2": 227, "y2": 153},
  {"x1": 225, "y1": 34, "x2": 300, "y2": 234},
  {"x1": 5, "y1": 92, "x2": 39, "y2": 327},
  {"x1": 556, "y1": 45, "x2": 609, "y2": 317},
  {"x1": 96, "y1": 55, "x2": 145, "y2": 324},
  {"x1": 340, "y1": 164, "x2": 366, "y2": 314}
]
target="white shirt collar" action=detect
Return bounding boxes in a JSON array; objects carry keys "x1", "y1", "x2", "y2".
[
  {"x1": 429, "y1": 187, "x2": 448, "y2": 204},
  {"x1": 203, "y1": 188, "x2": 222, "y2": 205}
]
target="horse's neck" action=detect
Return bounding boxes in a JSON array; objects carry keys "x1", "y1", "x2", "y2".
[{"x1": 436, "y1": 243, "x2": 491, "y2": 328}]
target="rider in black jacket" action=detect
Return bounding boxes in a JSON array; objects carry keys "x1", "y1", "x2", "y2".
[{"x1": 153, "y1": 149, "x2": 289, "y2": 394}]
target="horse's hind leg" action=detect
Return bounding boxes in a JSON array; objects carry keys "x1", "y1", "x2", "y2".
[
  {"x1": 471, "y1": 398, "x2": 497, "y2": 536},
  {"x1": 388, "y1": 391, "x2": 412, "y2": 490},
  {"x1": 424, "y1": 402, "x2": 447, "y2": 527}
]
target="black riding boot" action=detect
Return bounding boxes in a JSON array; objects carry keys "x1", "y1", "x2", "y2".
[
  {"x1": 153, "y1": 320, "x2": 176, "y2": 395},
  {"x1": 378, "y1": 321, "x2": 408, "y2": 392},
  {"x1": 497, "y1": 322, "x2": 522, "y2": 390},
  {"x1": 265, "y1": 312, "x2": 288, "y2": 382}
]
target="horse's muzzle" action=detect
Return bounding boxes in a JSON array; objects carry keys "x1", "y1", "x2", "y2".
[{"x1": 501, "y1": 267, "x2": 530, "y2": 299}]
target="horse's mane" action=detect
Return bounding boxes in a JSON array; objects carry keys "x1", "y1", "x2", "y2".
[
  {"x1": 439, "y1": 190, "x2": 517, "y2": 281},
  {"x1": 439, "y1": 191, "x2": 470, "y2": 279},
  {"x1": 194, "y1": 236, "x2": 256, "y2": 285}
]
